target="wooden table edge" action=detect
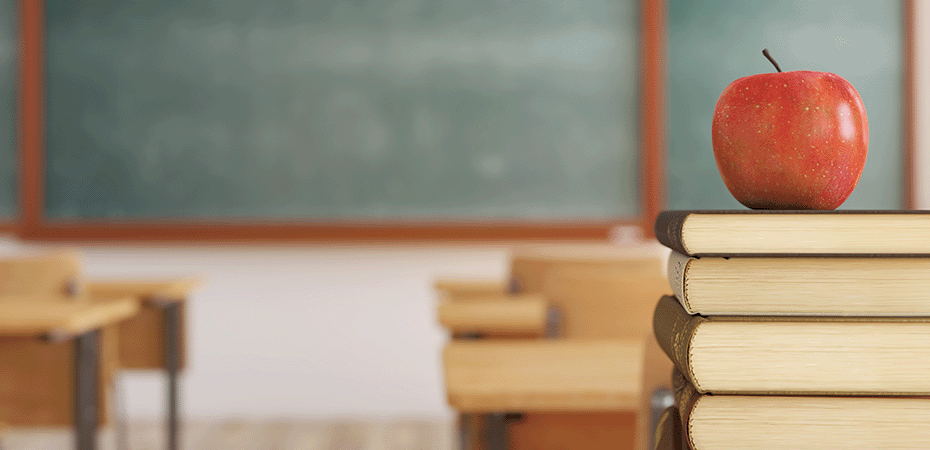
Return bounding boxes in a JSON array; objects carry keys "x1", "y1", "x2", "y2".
[{"x1": 0, "y1": 296, "x2": 140, "y2": 338}]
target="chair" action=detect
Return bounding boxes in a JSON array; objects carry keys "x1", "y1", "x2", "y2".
[{"x1": 437, "y1": 242, "x2": 674, "y2": 450}]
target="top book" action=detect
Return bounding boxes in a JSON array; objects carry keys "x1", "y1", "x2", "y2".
[{"x1": 654, "y1": 210, "x2": 930, "y2": 256}]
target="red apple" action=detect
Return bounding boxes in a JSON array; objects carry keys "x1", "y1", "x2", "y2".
[{"x1": 711, "y1": 49, "x2": 868, "y2": 210}]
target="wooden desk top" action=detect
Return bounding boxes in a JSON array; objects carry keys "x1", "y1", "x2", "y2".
[
  {"x1": 0, "y1": 297, "x2": 139, "y2": 337},
  {"x1": 444, "y1": 339, "x2": 645, "y2": 412},
  {"x1": 87, "y1": 278, "x2": 201, "y2": 301}
]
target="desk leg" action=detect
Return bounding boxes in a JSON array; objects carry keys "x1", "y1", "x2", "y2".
[
  {"x1": 457, "y1": 414, "x2": 471, "y2": 450},
  {"x1": 484, "y1": 413, "x2": 507, "y2": 450},
  {"x1": 650, "y1": 388, "x2": 675, "y2": 450},
  {"x1": 164, "y1": 302, "x2": 181, "y2": 450},
  {"x1": 75, "y1": 330, "x2": 99, "y2": 450}
]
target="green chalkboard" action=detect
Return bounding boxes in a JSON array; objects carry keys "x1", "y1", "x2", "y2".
[
  {"x1": 667, "y1": 0, "x2": 905, "y2": 210},
  {"x1": 0, "y1": 0, "x2": 16, "y2": 217},
  {"x1": 45, "y1": 0, "x2": 641, "y2": 221}
]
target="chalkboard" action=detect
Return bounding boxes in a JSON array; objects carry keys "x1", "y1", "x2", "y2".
[
  {"x1": 667, "y1": 0, "x2": 905, "y2": 210},
  {"x1": 45, "y1": 0, "x2": 641, "y2": 221},
  {"x1": 0, "y1": 0, "x2": 16, "y2": 217}
]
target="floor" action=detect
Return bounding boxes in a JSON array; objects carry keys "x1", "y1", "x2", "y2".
[{"x1": 1, "y1": 421, "x2": 455, "y2": 450}]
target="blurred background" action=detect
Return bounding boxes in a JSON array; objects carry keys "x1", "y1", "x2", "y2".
[{"x1": 0, "y1": 0, "x2": 926, "y2": 448}]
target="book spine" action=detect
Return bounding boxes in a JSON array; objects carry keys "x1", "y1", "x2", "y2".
[
  {"x1": 672, "y1": 369, "x2": 701, "y2": 450},
  {"x1": 653, "y1": 295, "x2": 705, "y2": 390},
  {"x1": 654, "y1": 211, "x2": 691, "y2": 255},
  {"x1": 667, "y1": 251, "x2": 694, "y2": 314},
  {"x1": 654, "y1": 406, "x2": 685, "y2": 450}
]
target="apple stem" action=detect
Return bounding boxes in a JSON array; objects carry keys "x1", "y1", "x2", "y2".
[{"x1": 762, "y1": 48, "x2": 782, "y2": 72}]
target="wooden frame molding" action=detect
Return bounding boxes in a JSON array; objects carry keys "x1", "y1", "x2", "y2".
[
  {"x1": 19, "y1": 0, "x2": 43, "y2": 234},
  {"x1": 16, "y1": 0, "x2": 667, "y2": 242},
  {"x1": 16, "y1": 221, "x2": 623, "y2": 242},
  {"x1": 14, "y1": 0, "x2": 670, "y2": 242},
  {"x1": 639, "y1": 0, "x2": 666, "y2": 234},
  {"x1": 903, "y1": 0, "x2": 916, "y2": 210}
]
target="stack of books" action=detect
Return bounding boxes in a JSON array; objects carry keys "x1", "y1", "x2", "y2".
[{"x1": 650, "y1": 210, "x2": 930, "y2": 450}]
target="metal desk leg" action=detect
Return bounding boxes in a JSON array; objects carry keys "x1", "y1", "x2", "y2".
[
  {"x1": 484, "y1": 413, "x2": 508, "y2": 450},
  {"x1": 457, "y1": 414, "x2": 473, "y2": 450},
  {"x1": 164, "y1": 302, "x2": 181, "y2": 450},
  {"x1": 650, "y1": 387, "x2": 675, "y2": 450},
  {"x1": 544, "y1": 306, "x2": 562, "y2": 339},
  {"x1": 114, "y1": 373, "x2": 130, "y2": 450},
  {"x1": 75, "y1": 330, "x2": 100, "y2": 450}
]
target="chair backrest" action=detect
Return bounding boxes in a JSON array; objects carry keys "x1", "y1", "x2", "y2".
[
  {"x1": 0, "y1": 250, "x2": 83, "y2": 301},
  {"x1": 509, "y1": 243, "x2": 670, "y2": 339}
]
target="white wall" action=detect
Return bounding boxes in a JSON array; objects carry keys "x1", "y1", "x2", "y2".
[{"x1": 92, "y1": 243, "x2": 510, "y2": 420}]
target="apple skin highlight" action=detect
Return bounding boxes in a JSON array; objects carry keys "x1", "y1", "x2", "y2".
[{"x1": 712, "y1": 70, "x2": 868, "y2": 210}]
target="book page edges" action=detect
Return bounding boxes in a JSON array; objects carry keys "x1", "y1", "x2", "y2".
[{"x1": 672, "y1": 368, "x2": 701, "y2": 450}]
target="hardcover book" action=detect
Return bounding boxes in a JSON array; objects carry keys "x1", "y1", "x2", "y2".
[
  {"x1": 653, "y1": 294, "x2": 930, "y2": 395},
  {"x1": 673, "y1": 369, "x2": 930, "y2": 450},
  {"x1": 654, "y1": 210, "x2": 930, "y2": 256},
  {"x1": 667, "y1": 251, "x2": 930, "y2": 315}
]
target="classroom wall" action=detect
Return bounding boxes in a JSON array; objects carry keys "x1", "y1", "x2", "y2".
[{"x1": 92, "y1": 244, "x2": 511, "y2": 420}]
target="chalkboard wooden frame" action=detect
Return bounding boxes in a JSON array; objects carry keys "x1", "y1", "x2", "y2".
[
  {"x1": 13, "y1": 0, "x2": 914, "y2": 242},
  {"x1": 16, "y1": 0, "x2": 666, "y2": 241},
  {"x1": 903, "y1": 0, "x2": 917, "y2": 209}
]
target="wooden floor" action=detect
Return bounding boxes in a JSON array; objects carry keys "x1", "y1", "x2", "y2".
[{"x1": 1, "y1": 421, "x2": 455, "y2": 450}]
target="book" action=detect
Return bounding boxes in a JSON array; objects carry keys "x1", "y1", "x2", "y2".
[
  {"x1": 672, "y1": 369, "x2": 930, "y2": 450},
  {"x1": 653, "y1": 294, "x2": 930, "y2": 395},
  {"x1": 667, "y1": 251, "x2": 930, "y2": 316},
  {"x1": 654, "y1": 405, "x2": 686, "y2": 450},
  {"x1": 654, "y1": 210, "x2": 930, "y2": 256}
]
